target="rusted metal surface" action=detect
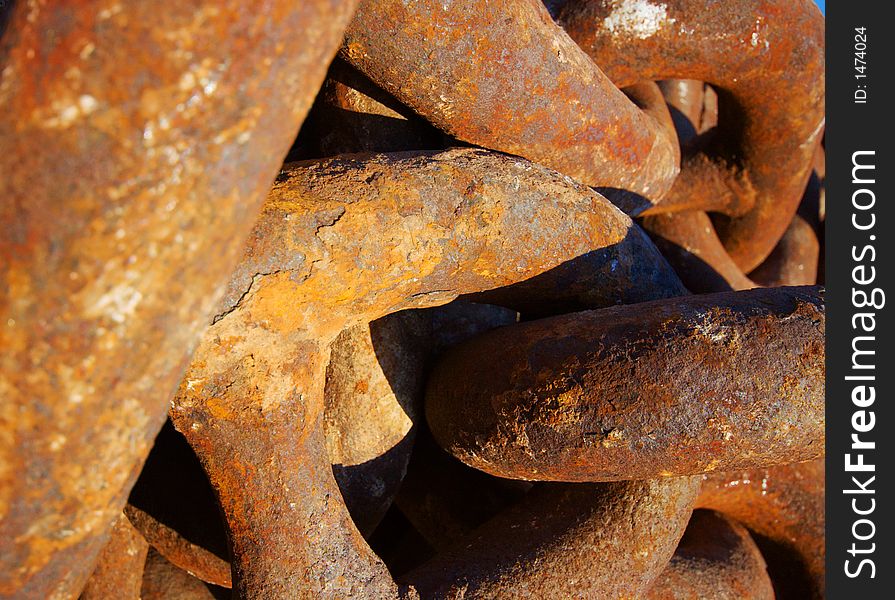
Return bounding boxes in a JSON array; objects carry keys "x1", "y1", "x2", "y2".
[
  {"x1": 642, "y1": 210, "x2": 756, "y2": 293},
  {"x1": 295, "y1": 57, "x2": 446, "y2": 159},
  {"x1": 342, "y1": 0, "x2": 679, "y2": 199},
  {"x1": 125, "y1": 505, "x2": 230, "y2": 589},
  {"x1": 607, "y1": 80, "x2": 681, "y2": 214},
  {"x1": 325, "y1": 311, "x2": 430, "y2": 537},
  {"x1": 426, "y1": 286, "x2": 824, "y2": 482},
  {"x1": 749, "y1": 214, "x2": 820, "y2": 287},
  {"x1": 169, "y1": 148, "x2": 678, "y2": 596},
  {"x1": 392, "y1": 303, "x2": 526, "y2": 551},
  {"x1": 0, "y1": 0, "x2": 358, "y2": 596},
  {"x1": 124, "y1": 421, "x2": 231, "y2": 588},
  {"x1": 557, "y1": 0, "x2": 825, "y2": 270},
  {"x1": 79, "y1": 514, "x2": 149, "y2": 600},
  {"x1": 403, "y1": 478, "x2": 700, "y2": 598},
  {"x1": 141, "y1": 548, "x2": 226, "y2": 600},
  {"x1": 657, "y1": 79, "x2": 705, "y2": 147},
  {"x1": 1, "y1": 0, "x2": 826, "y2": 594},
  {"x1": 644, "y1": 509, "x2": 774, "y2": 600},
  {"x1": 395, "y1": 428, "x2": 532, "y2": 553},
  {"x1": 656, "y1": 79, "x2": 718, "y2": 149},
  {"x1": 640, "y1": 77, "x2": 755, "y2": 293},
  {"x1": 698, "y1": 459, "x2": 825, "y2": 600}
]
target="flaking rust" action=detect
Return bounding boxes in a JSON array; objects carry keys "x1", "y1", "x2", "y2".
[
  {"x1": 426, "y1": 286, "x2": 825, "y2": 482},
  {"x1": 0, "y1": 0, "x2": 358, "y2": 596},
  {"x1": 0, "y1": 0, "x2": 827, "y2": 596},
  {"x1": 557, "y1": 0, "x2": 825, "y2": 271},
  {"x1": 343, "y1": 0, "x2": 679, "y2": 199},
  {"x1": 168, "y1": 149, "x2": 686, "y2": 597}
]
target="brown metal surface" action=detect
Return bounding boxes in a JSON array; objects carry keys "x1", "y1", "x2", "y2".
[
  {"x1": 645, "y1": 509, "x2": 774, "y2": 600},
  {"x1": 295, "y1": 57, "x2": 446, "y2": 159},
  {"x1": 395, "y1": 431, "x2": 532, "y2": 554},
  {"x1": 641, "y1": 78, "x2": 755, "y2": 294},
  {"x1": 642, "y1": 210, "x2": 756, "y2": 293},
  {"x1": 141, "y1": 548, "x2": 226, "y2": 600},
  {"x1": 403, "y1": 478, "x2": 700, "y2": 598},
  {"x1": 325, "y1": 311, "x2": 431, "y2": 537},
  {"x1": 426, "y1": 286, "x2": 825, "y2": 482},
  {"x1": 124, "y1": 421, "x2": 231, "y2": 588},
  {"x1": 342, "y1": 0, "x2": 679, "y2": 199},
  {"x1": 0, "y1": 0, "x2": 826, "y2": 595},
  {"x1": 169, "y1": 148, "x2": 680, "y2": 596},
  {"x1": 124, "y1": 505, "x2": 230, "y2": 590},
  {"x1": 79, "y1": 514, "x2": 148, "y2": 600},
  {"x1": 656, "y1": 79, "x2": 706, "y2": 147},
  {"x1": 749, "y1": 214, "x2": 820, "y2": 287},
  {"x1": 698, "y1": 459, "x2": 825, "y2": 600},
  {"x1": 557, "y1": 0, "x2": 825, "y2": 270},
  {"x1": 0, "y1": 1, "x2": 358, "y2": 596}
]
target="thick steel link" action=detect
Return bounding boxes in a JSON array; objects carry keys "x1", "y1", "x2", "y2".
[
  {"x1": 555, "y1": 0, "x2": 825, "y2": 271},
  {"x1": 168, "y1": 149, "x2": 686, "y2": 597},
  {"x1": 1, "y1": 1, "x2": 826, "y2": 596},
  {"x1": 341, "y1": 0, "x2": 679, "y2": 199},
  {"x1": 425, "y1": 286, "x2": 824, "y2": 482},
  {"x1": 0, "y1": 1, "x2": 357, "y2": 596}
]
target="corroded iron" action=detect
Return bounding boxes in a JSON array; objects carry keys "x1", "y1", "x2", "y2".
[
  {"x1": 325, "y1": 311, "x2": 431, "y2": 537},
  {"x1": 426, "y1": 286, "x2": 824, "y2": 482},
  {"x1": 698, "y1": 459, "x2": 825, "y2": 600},
  {"x1": 0, "y1": 0, "x2": 358, "y2": 596},
  {"x1": 342, "y1": 0, "x2": 679, "y2": 199},
  {"x1": 642, "y1": 210, "x2": 755, "y2": 293},
  {"x1": 168, "y1": 149, "x2": 684, "y2": 596},
  {"x1": 749, "y1": 214, "x2": 820, "y2": 287},
  {"x1": 141, "y1": 548, "x2": 227, "y2": 600},
  {"x1": 395, "y1": 431, "x2": 532, "y2": 553},
  {"x1": 644, "y1": 510, "x2": 774, "y2": 600},
  {"x1": 656, "y1": 79, "x2": 718, "y2": 147},
  {"x1": 125, "y1": 504, "x2": 230, "y2": 590},
  {"x1": 403, "y1": 478, "x2": 700, "y2": 598},
  {"x1": 295, "y1": 57, "x2": 446, "y2": 159},
  {"x1": 124, "y1": 421, "x2": 231, "y2": 588},
  {"x1": 0, "y1": 0, "x2": 826, "y2": 595},
  {"x1": 79, "y1": 514, "x2": 149, "y2": 600},
  {"x1": 556, "y1": 0, "x2": 825, "y2": 270}
]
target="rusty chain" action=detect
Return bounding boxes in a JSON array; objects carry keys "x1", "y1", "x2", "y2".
[{"x1": 0, "y1": 0, "x2": 824, "y2": 598}]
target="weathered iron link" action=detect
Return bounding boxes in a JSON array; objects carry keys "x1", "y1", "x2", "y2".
[
  {"x1": 123, "y1": 419, "x2": 232, "y2": 588},
  {"x1": 341, "y1": 0, "x2": 680, "y2": 200},
  {"x1": 556, "y1": 0, "x2": 825, "y2": 271},
  {"x1": 0, "y1": 0, "x2": 358, "y2": 596},
  {"x1": 698, "y1": 460, "x2": 825, "y2": 600},
  {"x1": 125, "y1": 503, "x2": 231, "y2": 589},
  {"x1": 655, "y1": 79, "x2": 718, "y2": 148},
  {"x1": 640, "y1": 78, "x2": 754, "y2": 293},
  {"x1": 169, "y1": 149, "x2": 689, "y2": 597},
  {"x1": 79, "y1": 514, "x2": 149, "y2": 600},
  {"x1": 294, "y1": 57, "x2": 448, "y2": 159},
  {"x1": 642, "y1": 210, "x2": 757, "y2": 293},
  {"x1": 141, "y1": 548, "x2": 227, "y2": 600},
  {"x1": 1, "y1": 0, "x2": 827, "y2": 595},
  {"x1": 403, "y1": 478, "x2": 700, "y2": 598},
  {"x1": 749, "y1": 214, "x2": 820, "y2": 287},
  {"x1": 425, "y1": 286, "x2": 825, "y2": 482},
  {"x1": 643, "y1": 510, "x2": 774, "y2": 600},
  {"x1": 324, "y1": 311, "x2": 433, "y2": 538},
  {"x1": 643, "y1": 75, "x2": 820, "y2": 293}
]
